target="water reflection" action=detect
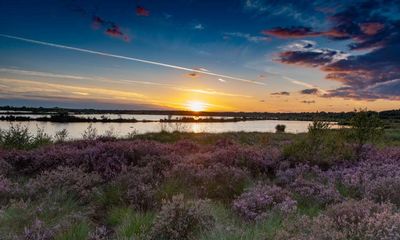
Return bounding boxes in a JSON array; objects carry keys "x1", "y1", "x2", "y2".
[{"x1": 0, "y1": 119, "x2": 324, "y2": 139}]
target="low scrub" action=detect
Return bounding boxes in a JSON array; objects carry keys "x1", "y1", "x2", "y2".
[
  {"x1": 0, "y1": 122, "x2": 398, "y2": 239},
  {"x1": 149, "y1": 195, "x2": 214, "y2": 240}
]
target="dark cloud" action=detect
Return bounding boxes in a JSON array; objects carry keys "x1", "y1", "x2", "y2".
[
  {"x1": 262, "y1": 26, "x2": 322, "y2": 38},
  {"x1": 92, "y1": 16, "x2": 105, "y2": 29},
  {"x1": 136, "y1": 6, "x2": 150, "y2": 16},
  {"x1": 186, "y1": 72, "x2": 199, "y2": 78},
  {"x1": 66, "y1": 1, "x2": 131, "y2": 42},
  {"x1": 278, "y1": 48, "x2": 344, "y2": 67},
  {"x1": 92, "y1": 16, "x2": 131, "y2": 42},
  {"x1": 105, "y1": 24, "x2": 131, "y2": 42},
  {"x1": 267, "y1": 0, "x2": 400, "y2": 100},
  {"x1": 300, "y1": 88, "x2": 319, "y2": 95},
  {"x1": 271, "y1": 91, "x2": 290, "y2": 96},
  {"x1": 301, "y1": 100, "x2": 316, "y2": 104}
]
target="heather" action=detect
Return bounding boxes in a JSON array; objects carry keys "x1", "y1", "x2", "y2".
[{"x1": 1, "y1": 112, "x2": 400, "y2": 239}]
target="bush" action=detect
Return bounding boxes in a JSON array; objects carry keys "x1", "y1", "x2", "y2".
[
  {"x1": 289, "y1": 178, "x2": 341, "y2": 206},
  {"x1": 208, "y1": 144, "x2": 281, "y2": 177},
  {"x1": 82, "y1": 124, "x2": 97, "y2": 140},
  {"x1": 54, "y1": 129, "x2": 69, "y2": 143},
  {"x1": 283, "y1": 121, "x2": 354, "y2": 167},
  {"x1": 0, "y1": 175, "x2": 21, "y2": 204},
  {"x1": 27, "y1": 166, "x2": 102, "y2": 201},
  {"x1": 196, "y1": 164, "x2": 250, "y2": 201},
  {"x1": 365, "y1": 176, "x2": 400, "y2": 207},
  {"x1": 275, "y1": 124, "x2": 286, "y2": 133},
  {"x1": 113, "y1": 165, "x2": 162, "y2": 211},
  {"x1": 149, "y1": 195, "x2": 214, "y2": 240},
  {"x1": 0, "y1": 125, "x2": 52, "y2": 150},
  {"x1": 276, "y1": 200, "x2": 400, "y2": 240},
  {"x1": 324, "y1": 200, "x2": 400, "y2": 239},
  {"x1": 349, "y1": 109, "x2": 383, "y2": 156},
  {"x1": 23, "y1": 219, "x2": 54, "y2": 240},
  {"x1": 167, "y1": 163, "x2": 250, "y2": 202},
  {"x1": 233, "y1": 184, "x2": 297, "y2": 221},
  {"x1": 275, "y1": 164, "x2": 330, "y2": 186},
  {"x1": 336, "y1": 146, "x2": 400, "y2": 203}
]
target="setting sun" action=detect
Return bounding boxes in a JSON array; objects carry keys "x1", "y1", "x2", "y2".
[{"x1": 185, "y1": 101, "x2": 207, "y2": 112}]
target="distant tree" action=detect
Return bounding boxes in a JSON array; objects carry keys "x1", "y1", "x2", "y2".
[
  {"x1": 275, "y1": 124, "x2": 286, "y2": 133},
  {"x1": 349, "y1": 109, "x2": 383, "y2": 156}
]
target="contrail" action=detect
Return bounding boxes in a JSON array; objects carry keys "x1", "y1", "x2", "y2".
[{"x1": 0, "y1": 34, "x2": 265, "y2": 86}]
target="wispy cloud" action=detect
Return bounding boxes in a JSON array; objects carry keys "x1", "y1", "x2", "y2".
[
  {"x1": 0, "y1": 68, "x2": 252, "y2": 99},
  {"x1": 194, "y1": 24, "x2": 204, "y2": 30},
  {"x1": 282, "y1": 76, "x2": 327, "y2": 94},
  {"x1": 0, "y1": 68, "x2": 88, "y2": 80},
  {"x1": 224, "y1": 32, "x2": 269, "y2": 43},
  {"x1": 0, "y1": 78, "x2": 145, "y2": 101},
  {"x1": 0, "y1": 34, "x2": 265, "y2": 86}
]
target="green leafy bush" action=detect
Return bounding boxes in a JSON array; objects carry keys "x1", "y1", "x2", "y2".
[
  {"x1": 283, "y1": 121, "x2": 354, "y2": 167},
  {"x1": 275, "y1": 124, "x2": 286, "y2": 133},
  {"x1": 348, "y1": 109, "x2": 383, "y2": 156},
  {"x1": 0, "y1": 125, "x2": 52, "y2": 150}
]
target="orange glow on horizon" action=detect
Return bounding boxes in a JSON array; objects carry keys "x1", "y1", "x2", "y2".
[{"x1": 185, "y1": 100, "x2": 207, "y2": 112}]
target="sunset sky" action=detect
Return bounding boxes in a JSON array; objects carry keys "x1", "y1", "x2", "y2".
[{"x1": 0, "y1": 0, "x2": 399, "y2": 112}]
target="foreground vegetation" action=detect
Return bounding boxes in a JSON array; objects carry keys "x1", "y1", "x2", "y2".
[{"x1": 1, "y1": 111, "x2": 400, "y2": 239}]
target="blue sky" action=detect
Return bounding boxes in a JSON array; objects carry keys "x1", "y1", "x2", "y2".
[{"x1": 0, "y1": 0, "x2": 399, "y2": 111}]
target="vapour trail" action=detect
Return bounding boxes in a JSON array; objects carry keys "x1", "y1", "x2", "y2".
[{"x1": 0, "y1": 34, "x2": 265, "y2": 86}]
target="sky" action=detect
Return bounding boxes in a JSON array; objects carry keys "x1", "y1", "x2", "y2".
[{"x1": 0, "y1": 0, "x2": 399, "y2": 112}]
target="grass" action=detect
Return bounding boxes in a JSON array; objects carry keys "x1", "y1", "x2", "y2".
[
  {"x1": 55, "y1": 222, "x2": 90, "y2": 240},
  {"x1": 107, "y1": 207, "x2": 155, "y2": 239},
  {"x1": 0, "y1": 190, "x2": 87, "y2": 239},
  {"x1": 200, "y1": 203, "x2": 284, "y2": 240}
]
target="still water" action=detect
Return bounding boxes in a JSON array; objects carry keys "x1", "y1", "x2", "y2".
[{"x1": 0, "y1": 117, "x2": 319, "y2": 139}]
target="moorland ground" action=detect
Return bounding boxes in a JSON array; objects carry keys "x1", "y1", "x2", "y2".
[{"x1": 1, "y1": 110, "x2": 400, "y2": 239}]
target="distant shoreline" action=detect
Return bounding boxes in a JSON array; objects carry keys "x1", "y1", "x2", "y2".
[
  {"x1": 0, "y1": 115, "x2": 266, "y2": 123},
  {"x1": 0, "y1": 106, "x2": 399, "y2": 123}
]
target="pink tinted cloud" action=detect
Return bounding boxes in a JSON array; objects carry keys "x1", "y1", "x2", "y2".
[
  {"x1": 136, "y1": 6, "x2": 150, "y2": 16},
  {"x1": 359, "y1": 22, "x2": 385, "y2": 35},
  {"x1": 92, "y1": 15, "x2": 131, "y2": 42},
  {"x1": 262, "y1": 27, "x2": 322, "y2": 38}
]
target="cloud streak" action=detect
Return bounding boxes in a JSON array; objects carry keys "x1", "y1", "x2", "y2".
[
  {"x1": 224, "y1": 32, "x2": 270, "y2": 43},
  {"x1": 0, "y1": 34, "x2": 265, "y2": 86},
  {"x1": 0, "y1": 68, "x2": 252, "y2": 99}
]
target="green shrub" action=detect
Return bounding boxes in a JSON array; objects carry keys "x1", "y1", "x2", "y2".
[
  {"x1": 283, "y1": 121, "x2": 354, "y2": 167},
  {"x1": 54, "y1": 129, "x2": 69, "y2": 143},
  {"x1": 0, "y1": 124, "x2": 52, "y2": 150},
  {"x1": 275, "y1": 124, "x2": 286, "y2": 133},
  {"x1": 348, "y1": 109, "x2": 383, "y2": 156}
]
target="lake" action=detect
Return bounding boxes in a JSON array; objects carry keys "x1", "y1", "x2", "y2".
[{"x1": 0, "y1": 117, "x2": 324, "y2": 139}]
